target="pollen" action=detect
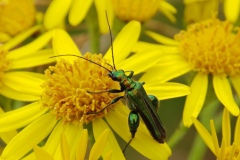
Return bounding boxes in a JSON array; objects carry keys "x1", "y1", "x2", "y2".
[
  {"x1": 174, "y1": 17, "x2": 240, "y2": 76},
  {"x1": 41, "y1": 53, "x2": 121, "y2": 125},
  {"x1": 0, "y1": 48, "x2": 10, "y2": 87},
  {"x1": 112, "y1": 0, "x2": 159, "y2": 22}
]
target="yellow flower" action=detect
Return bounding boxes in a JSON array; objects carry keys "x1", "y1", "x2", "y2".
[
  {"x1": 183, "y1": 0, "x2": 219, "y2": 24},
  {"x1": 0, "y1": 0, "x2": 36, "y2": 42},
  {"x1": 184, "y1": 0, "x2": 240, "y2": 24},
  {"x1": 192, "y1": 108, "x2": 240, "y2": 160},
  {"x1": 0, "y1": 26, "x2": 55, "y2": 101},
  {"x1": 137, "y1": 16, "x2": 240, "y2": 127},
  {"x1": 43, "y1": 0, "x2": 176, "y2": 33},
  {"x1": 0, "y1": 21, "x2": 190, "y2": 159},
  {"x1": 111, "y1": 0, "x2": 176, "y2": 22},
  {"x1": 33, "y1": 129, "x2": 112, "y2": 160}
]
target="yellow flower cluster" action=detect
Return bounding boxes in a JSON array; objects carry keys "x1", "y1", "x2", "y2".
[{"x1": 0, "y1": 1, "x2": 239, "y2": 160}]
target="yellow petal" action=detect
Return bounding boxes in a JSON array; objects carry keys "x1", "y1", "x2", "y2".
[
  {"x1": 104, "y1": 20, "x2": 140, "y2": 64},
  {"x1": 183, "y1": 73, "x2": 208, "y2": 127},
  {"x1": 104, "y1": 105, "x2": 129, "y2": 141},
  {"x1": 1, "y1": 113, "x2": 56, "y2": 159},
  {"x1": 224, "y1": 0, "x2": 240, "y2": 23},
  {"x1": 69, "y1": 0, "x2": 93, "y2": 26},
  {"x1": 43, "y1": 0, "x2": 72, "y2": 30},
  {"x1": 0, "y1": 108, "x2": 18, "y2": 144},
  {"x1": 60, "y1": 134, "x2": 70, "y2": 160},
  {"x1": 103, "y1": 151, "x2": 113, "y2": 160},
  {"x1": 219, "y1": 139, "x2": 226, "y2": 159},
  {"x1": 145, "y1": 30, "x2": 179, "y2": 45},
  {"x1": 158, "y1": 1, "x2": 177, "y2": 23},
  {"x1": 63, "y1": 124, "x2": 82, "y2": 160},
  {"x1": 210, "y1": 120, "x2": 219, "y2": 156},
  {"x1": 0, "y1": 111, "x2": 16, "y2": 145},
  {"x1": 89, "y1": 129, "x2": 109, "y2": 160},
  {"x1": 0, "y1": 130, "x2": 17, "y2": 144},
  {"x1": 192, "y1": 117, "x2": 215, "y2": 154},
  {"x1": 184, "y1": 0, "x2": 198, "y2": 3},
  {"x1": 0, "y1": 102, "x2": 47, "y2": 132},
  {"x1": 0, "y1": 32, "x2": 11, "y2": 42},
  {"x1": 0, "y1": 84, "x2": 40, "y2": 101},
  {"x1": 118, "y1": 49, "x2": 165, "y2": 75},
  {"x1": 44, "y1": 121, "x2": 65, "y2": 155},
  {"x1": 9, "y1": 49, "x2": 55, "y2": 69},
  {"x1": 222, "y1": 109, "x2": 231, "y2": 147},
  {"x1": 2, "y1": 72, "x2": 45, "y2": 96},
  {"x1": 105, "y1": 105, "x2": 171, "y2": 159},
  {"x1": 94, "y1": 0, "x2": 114, "y2": 33},
  {"x1": 21, "y1": 152, "x2": 35, "y2": 160},
  {"x1": 230, "y1": 75, "x2": 240, "y2": 98},
  {"x1": 228, "y1": 142, "x2": 238, "y2": 160},
  {"x1": 76, "y1": 129, "x2": 88, "y2": 160},
  {"x1": 3, "y1": 25, "x2": 41, "y2": 51},
  {"x1": 144, "y1": 82, "x2": 190, "y2": 100},
  {"x1": 213, "y1": 75, "x2": 239, "y2": 116},
  {"x1": 140, "y1": 54, "x2": 192, "y2": 83},
  {"x1": 234, "y1": 113, "x2": 240, "y2": 144},
  {"x1": 52, "y1": 29, "x2": 81, "y2": 62},
  {"x1": 92, "y1": 116, "x2": 125, "y2": 160},
  {"x1": 7, "y1": 30, "x2": 53, "y2": 60},
  {"x1": 159, "y1": 0, "x2": 177, "y2": 14},
  {"x1": 132, "y1": 41, "x2": 179, "y2": 53},
  {"x1": 54, "y1": 123, "x2": 83, "y2": 160},
  {"x1": 34, "y1": 146, "x2": 54, "y2": 160}
]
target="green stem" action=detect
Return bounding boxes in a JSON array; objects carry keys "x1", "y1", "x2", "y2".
[
  {"x1": 168, "y1": 122, "x2": 187, "y2": 148},
  {"x1": 187, "y1": 133, "x2": 207, "y2": 160},
  {"x1": 86, "y1": 5, "x2": 100, "y2": 54}
]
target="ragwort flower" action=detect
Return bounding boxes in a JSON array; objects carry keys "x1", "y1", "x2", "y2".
[
  {"x1": 111, "y1": 0, "x2": 176, "y2": 22},
  {"x1": 193, "y1": 108, "x2": 240, "y2": 160},
  {"x1": 42, "y1": 20, "x2": 179, "y2": 159},
  {"x1": 184, "y1": 0, "x2": 240, "y2": 24},
  {"x1": 0, "y1": 27, "x2": 55, "y2": 102},
  {"x1": 183, "y1": 0, "x2": 218, "y2": 24},
  {"x1": 43, "y1": 0, "x2": 176, "y2": 33},
  {"x1": 137, "y1": 16, "x2": 240, "y2": 127},
  {"x1": 0, "y1": 0, "x2": 36, "y2": 42},
  {"x1": 0, "y1": 21, "x2": 189, "y2": 159}
]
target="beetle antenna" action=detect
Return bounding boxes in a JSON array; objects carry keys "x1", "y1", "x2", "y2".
[
  {"x1": 50, "y1": 55, "x2": 112, "y2": 72},
  {"x1": 105, "y1": 11, "x2": 116, "y2": 70}
]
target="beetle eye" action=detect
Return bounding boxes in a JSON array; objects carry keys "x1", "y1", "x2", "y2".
[
  {"x1": 108, "y1": 72, "x2": 117, "y2": 80},
  {"x1": 112, "y1": 75, "x2": 118, "y2": 80}
]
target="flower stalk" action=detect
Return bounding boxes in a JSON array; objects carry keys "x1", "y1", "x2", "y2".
[{"x1": 86, "y1": 5, "x2": 100, "y2": 54}]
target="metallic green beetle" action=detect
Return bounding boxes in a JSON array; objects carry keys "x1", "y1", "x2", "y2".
[
  {"x1": 52, "y1": 13, "x2": 166, "y2": 153},
  {"x1": 85, "y1": 15, "x2": 167, "y2": 151}
]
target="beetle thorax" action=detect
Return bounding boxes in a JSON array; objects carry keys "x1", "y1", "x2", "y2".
[{"x1": 121, "y1": 77, "x2": 135, "y2": 90}]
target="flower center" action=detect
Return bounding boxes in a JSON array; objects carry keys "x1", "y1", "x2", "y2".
[
  {"x1": 41, "y1": 53, "x2": 121, "y2": 125},
  {"x1": 0, "y1": 0, "x2": 36, "y2": 40},
  {"x1": 174, "y1": 17, "x2": 240, "y2": 76},
  {"x1": 111, "y1": 0, "x2": 159, "y2": 22},
  {"x1": 0, "y1": 48, "x2": 10, "y2": 86},
  {"x1": 223, "y1": 144, "x2": 240, "y2": 160}
]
